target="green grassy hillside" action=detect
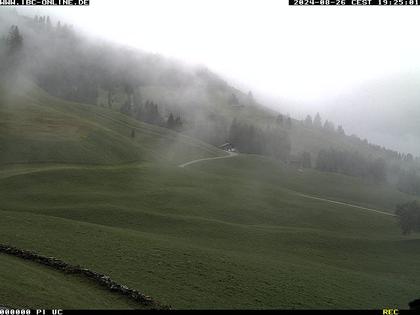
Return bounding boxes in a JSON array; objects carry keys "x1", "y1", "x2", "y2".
[
  {"x1": 0, "y1": 254, "x2": 145, "y2": 309},
  {"x1": 0, "y1": 80, "x2": 224, "y2": 166},
  {"x1": 0, "y1": 83, "x2": 419, "y2": 309},
  {"x1": 1, "y1": 157, "x2": 420, "y2": 308}
]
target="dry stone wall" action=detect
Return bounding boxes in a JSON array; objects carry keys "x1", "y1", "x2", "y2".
[{"x1": 0, "y1": 244, "x2": 169, "y2": 309}]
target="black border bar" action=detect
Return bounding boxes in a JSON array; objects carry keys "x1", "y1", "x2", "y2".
[
  {"x1": 2, "y1": 310, "x2": 417, "y2": 314},
  {"x1": 0, "y1": 0, "x2": 89, "y2": 5},
  {"x1": 289, "y1": 0, "x2": 420, "y2": 5}
]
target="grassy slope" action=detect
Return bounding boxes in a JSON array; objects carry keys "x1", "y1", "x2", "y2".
[
  {"x1": 193, "y1": 155, "x2": 420, "y2": 212},
  {"x1": 0, "y1": 254, "x2": 145, "y2": 309},
  {"x1": 0, "y1": 80, "x2": 224, "y2": 166},
  {"x1": 1, "y1": 84, "x2": 420, "y2": 309},
  {"x1": 0, "y1": 158, "x2": 420, "y2": 309}
]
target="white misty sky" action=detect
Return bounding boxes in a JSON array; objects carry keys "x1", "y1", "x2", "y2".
[{"x1": 19, "y1": 0, "x2": 420, "y2": 104}]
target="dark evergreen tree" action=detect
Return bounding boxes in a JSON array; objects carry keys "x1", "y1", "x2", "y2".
[
  {"x1": 174, "y1": 116, "x2": 183, "y2": 131},
  {"x1": 395, "y1": 201, "x2": 420, "y2": 235},
  {"x1": 263, "y1": 128, "x2": 291, "y2": 161},
  {"x1": 286, "y1": 116, "x2": 292, "y2": 129},
  {"x1": 46, "y1": 16, "x2": 52, "y2": 29},
  {"x1": 229, "y1": 93, "x2": 239, "y2": 105},
  {"x1": 276, "y1": 114, "x2": 283, "y2": 125},
  {"x1": 301, "y1": 151, "x2": 312, "y2": 168},
  {"x1": 120, "y1": 100, "x2": 132, "y2": 116},
  {"x1": 323, "y1": 120, "x2": 335, "y2": 132},
  {"x1": 142, "y1": 101, "x2": 164, "y2": 126},
  {"x1": 314, "y1": 112, "x2": 322, "y2": 128},
  {"x1": 369, "y1": 158, "x2": 387, "y2": 183},
  {"x1": 397, "y1": 170, "x2": 420, "y2": 196},
  {"x1": 316, "y1": 148, "x2": 387, "y2": 182},
  {"x1": 167, "y1": 113, "x2": 175, "y2": 129},
  {"x1": 229, "y1": 119, "x2": 290, "y2": 160},
  {"x1": 6, "y1": 25, "x2": 23, "y2": 55},
  {"x1": 337, "y1": 125, "x2": 345, "y2": 136},
  {"x1": 247, "y1": 91, "x2": 254, "y2": 104}
]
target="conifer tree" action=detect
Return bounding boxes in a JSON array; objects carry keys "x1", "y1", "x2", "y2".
[
  {"x1": 6, "y1": 25, "x2": 23, "y2": 55},
  {"x1": 314, "y1": 112, "x2": 322, "y2": 128},
  {"x1": 167, "y1": 113, "x2": 175, "y2": 129}
]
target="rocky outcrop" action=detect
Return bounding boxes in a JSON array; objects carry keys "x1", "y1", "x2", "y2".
[{"x1": 0, "y1": 244, "x2": 169, "y2": 309}]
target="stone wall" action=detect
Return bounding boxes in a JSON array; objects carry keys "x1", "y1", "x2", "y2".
[{"x1": 0, "y1": 244, "x2": 169, "y2": 309}]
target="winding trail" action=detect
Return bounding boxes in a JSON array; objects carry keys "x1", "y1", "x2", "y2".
[
  {"x1": 178, "y1": 151, "x2": 238, "y2": 168},
  {"x1": 291, "y1": 191, "x2": 396, "y2": 217},
  {"x1": 2, "y1": 151, "x2": 395, "y2": 218},
  {"x1": 179, "y1": 151, "x2": 395, "y2": 217}
]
